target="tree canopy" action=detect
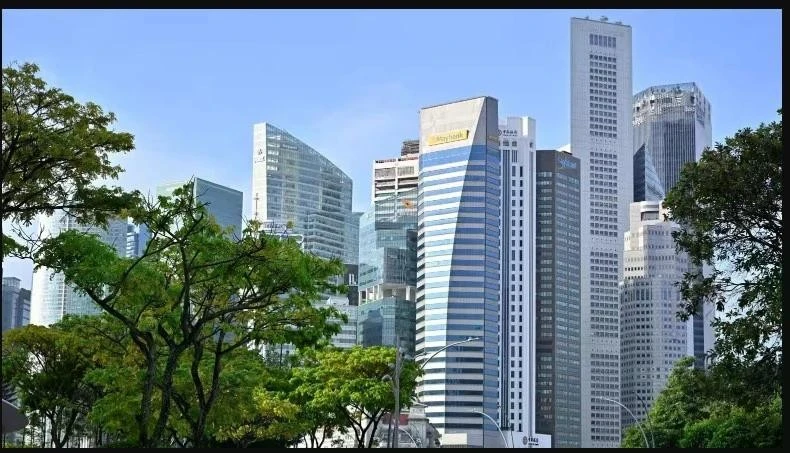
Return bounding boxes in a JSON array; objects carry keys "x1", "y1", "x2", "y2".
[{"x1": 1, "y1": 62, "x2": 139, "y2": 260}]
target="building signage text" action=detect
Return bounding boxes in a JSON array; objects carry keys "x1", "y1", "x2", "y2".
[{"x1": 428, "y1": 129, "x2": 470, "y2": 146}]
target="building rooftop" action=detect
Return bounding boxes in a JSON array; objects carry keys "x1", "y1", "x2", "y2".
[{"x1": 571, "y1": 16, "x2": 631, "y2": 28}]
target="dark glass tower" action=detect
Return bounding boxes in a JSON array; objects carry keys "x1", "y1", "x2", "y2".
[{"x1": 535, "y1": 150, "x2": 582, "y2": 447}]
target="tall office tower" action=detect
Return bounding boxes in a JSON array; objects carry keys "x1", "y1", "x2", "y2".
[
  {"x1": 372, "y1": 144, "x2": 419, "y2": 205},
  {"x1": 157, "y1": 177, "x2": 243, "y2": 240},
  {"x1": 619, "y1": 201, "x2": 713, "y2": 432},
  {"x1": 252, "y1": 123, "x2": 353, "y2": 261},
  {"x1": 125, "y1": 223, "x2": 151, "y2": 258},
  {"x1": 497, "y1": 116, "x2": 542, "y2": 445},
  {"x1": 2, "y1": 277, "x2": 31, "y2": 332},
  {"x1": 632, "y1": 82, "x2": 713, "y2": 371},
  {"x1": 417, "y1": 96, "x2": 501, "y2": 448},
  {"x1": 30, "y1": 214, "x2": 128, "y2": 326},
  {"x1": 633, "y1": 83, "x2": 712, "y2": 202},
  {"x1": 534, "y1": 150, "x2": 582, "y2": 447},
  {"x1": 357, "y1": 188, "x2": 418, "y2": 354},
  {"x1": 570, "y1": 16, "x2": 633, "y2": 447}
]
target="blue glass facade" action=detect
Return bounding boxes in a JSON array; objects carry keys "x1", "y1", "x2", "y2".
[{"x1": 417, "y1": 97, "x2": 502, "y2": 449}]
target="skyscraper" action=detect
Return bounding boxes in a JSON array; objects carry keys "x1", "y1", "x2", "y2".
[
  {"x1": 498, "y1": 116, "x2": 540, "y2": 443},
  {"x1": 619, "y1": 201, "x2": 713, "y2": 432},
  {"x1": 633, "y1": 83, "x2": 712, "y2": 202},
  {"x1": 570, "y1": 16, "x2": 633, "y2": 448},
  {"x1": 157, "y1": 177, "x2": 243, "y2": 240},
  {"x1": 30, "y1": 214, "x2": 128, "y2": 326},
  {"x1": 357, "y1": 187, "x2": 418, "y2": 355},
  {"x1": 252, "y1": 122, "x2": 353, "y2": 261},
  {"x1": 372, "y1": 143, "x2": 419, "y2": 205},
  {"x1": 2, "y1": 277, "x2": 31, "y2": 332},
  {"x1": 534, "y1": 149, "x2": 582, "y2": 447},
  {"x1": 416, "y1": 96, "x2": 501, "y2": 448},
  {"x1": 126, "y1": 223, "x2": 150, "y2": 258}
]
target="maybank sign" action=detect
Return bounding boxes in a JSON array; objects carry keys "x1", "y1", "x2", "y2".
[{"x1": 428, "y1": 129, "x2": 469, "y2": 146}]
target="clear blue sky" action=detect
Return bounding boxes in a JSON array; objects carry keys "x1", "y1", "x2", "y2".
[{"x1": 1, "y1": 9, "x2": 782, "y2": 287}]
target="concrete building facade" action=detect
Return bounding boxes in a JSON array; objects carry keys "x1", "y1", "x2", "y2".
[{"x1": 570, "y1": 16, "x2": 633, "y2": 447}]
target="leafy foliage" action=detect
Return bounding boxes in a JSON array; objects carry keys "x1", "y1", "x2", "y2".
[
  {"x1": 664, "y1": 109, "x2": 782, "y2": 375},
  {"x1": 291, "y1": 346, "x2": 422, "y2": 448},
  {"x1": 1, "y1": 62, "x2": 139, "y2": 256},
  {"x1": 29, "y1": 182, "x2": 345, "y2": 446},
  {"x1": 2, "y1": 320, "x2": 101, "y2": 448}
]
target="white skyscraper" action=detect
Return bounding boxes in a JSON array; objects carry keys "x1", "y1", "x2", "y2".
[
  {"x1": 417, "y1": 96, "x2": 501, "y2": 448},
  {"x1": 498, "y1": 117, "x2": 548, "y2": 447},
  {"x1": 30, "y1": 213, "x2": 128, "y2": 326},
  {"x1": 570, "y1": 16, "x2": 633, "y2": 448},
  {"x1": 619, "y1": 201, "x2": 714, "y2": 433}
]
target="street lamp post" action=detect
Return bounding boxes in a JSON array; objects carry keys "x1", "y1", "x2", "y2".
[
  {"x1": 593, "y1": 396, "x2": 649, "y2": 448},
  {"x1": 386, "y1": 336, "x2": 481, "y2": 448},
  {"x1": 633, "y1": 392, "x2": 655, "y2": 448},
  {"x1": 472, "y1": 410, "x2": 510, "y2": 448}
]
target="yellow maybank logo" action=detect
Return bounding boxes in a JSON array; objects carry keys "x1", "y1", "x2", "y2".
[{"x1": 428, "y1": 129, "x2": 469, "y2": 146}]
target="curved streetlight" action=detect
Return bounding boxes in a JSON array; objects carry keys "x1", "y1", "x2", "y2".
[
  {"x1": 471, "y1": 409, "x2": 510, "y2": 448},
  {"x1": 633, "y1": 392, "x2": 655, "y2": 448},
  {"x1": 388, "y1": 336, "x2": 481, "y2": 448},
  {"x1": 594, "y1": 396, "x2": 649, "y2": 448},
  {"x1": 415, "y1": 336, "x2": 482, "y2": 370}
]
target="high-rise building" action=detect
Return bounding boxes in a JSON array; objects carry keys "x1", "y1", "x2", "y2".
[
  {"x1": 416, "y1": 96, "x2": 501, "y2": 448},
  {"x1": 372, "y1": 144, "x2": 419, "y2": 205},
  {"x1": 633, "y1": 83, "x2": 712, "y2": 202},
  {"x1": 570, "y1": 16, "x2": 633, "y2": 448},
  {"x1": 357, "y1": 187, "x2": 418, "y2": 355},
  {"x1": 252, "y1": 122, "x2": 353, "y2": 261},
  {"x1": 498, "y1": 117, "x2": 541, "y2": 443},
  {"x1": 30, "y1": 214, "x2": 128, "y2": 326},
  {"x1": 534, "y1": 149, "x2": 582, "y2": 447},
  {"x1": 619, "y1": 201, "x2": 714, "y2": 432},
  {"x1": 345, "y1": 212, "x2": 363, "y2": 266},
  {"x1": 157, "y1": 177, "x2": 243, "y2": 240},
  {"x1": 125, "y1": 223, "x2": 150, "y2": 258},
  {"x1": 2, "y1": 277, "x2": 31, "y2": 332}
]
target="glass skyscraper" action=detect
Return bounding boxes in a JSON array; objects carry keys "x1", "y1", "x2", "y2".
[
  {"x1": 535, "y1": 150, "x2": 582, "y2": 447},
  {"x1": 632, "y1": 83, "x2": 712, "y2": 202},
  {"x1": 416, "y1": 96, "x2": 501, "y2": 448},
  {"x1": 252, "y1": 122, "x2": 353, "y2": 261},
  {"x1": 357, "y1": 187, "x2": 418, "y2": 354},
  {"x1": 2, "y1": 277, "x2": 30, "y2": 333},
  {"x1": 30, "y1": 213, "x2": 128, "y2": 326},
  {"x1": 157, "y1": 177, "x2": 243, "y2": 240}
]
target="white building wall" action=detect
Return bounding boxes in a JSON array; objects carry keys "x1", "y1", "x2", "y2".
[
  {"x1": 570, "y1": 17, "x2": 633, "y2": 448},
  {"x1": 498, "y1": 117, "x2": 538, "y2": 439},
  {"x1": 619, "y1": 201, "x2": 697, "y2": 431}
]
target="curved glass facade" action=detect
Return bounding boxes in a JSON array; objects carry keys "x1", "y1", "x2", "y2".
[
  {"x1": 632, "y1": 83, "x2": 712, "y2": 202},
  {"x1": 417, "y1": 97, "x2": 501, "y2": 448},
  {"x1": 252, "y1": 123, "x2": 353, "y2": 261}
]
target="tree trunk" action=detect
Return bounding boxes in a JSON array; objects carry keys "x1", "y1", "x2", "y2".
[
  {"x1": 137, "y1": 343, "x2": 157, "y2": 447},
  {"x1": 150, "y1": 347, "x2": 183, "y2": 446}
]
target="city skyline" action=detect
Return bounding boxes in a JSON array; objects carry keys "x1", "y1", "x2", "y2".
[{"x1": 0, "y1": 9, "x2": 781, "y2": 286}]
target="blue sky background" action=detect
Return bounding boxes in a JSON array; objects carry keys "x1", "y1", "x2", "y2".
[{"x1": 1, "y1": 9, "x2": 782, "y2": 286}]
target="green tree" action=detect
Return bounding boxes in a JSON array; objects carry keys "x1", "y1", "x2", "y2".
[
  {"x1": 32, "y1": 182, "x2": 345, "y2": 447},
  {"x1": 292, "y1": 346, "x2": 422, "y2": 448},
  {"x1": 1, "y1": 62, "x2": 139, "y2": 264},
  {"x1": 1, "y1": 321, "x2": 100, "y2": 448},
  {"x1": 663, "y1": 109, "x2": 782, "y2": 388}
]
